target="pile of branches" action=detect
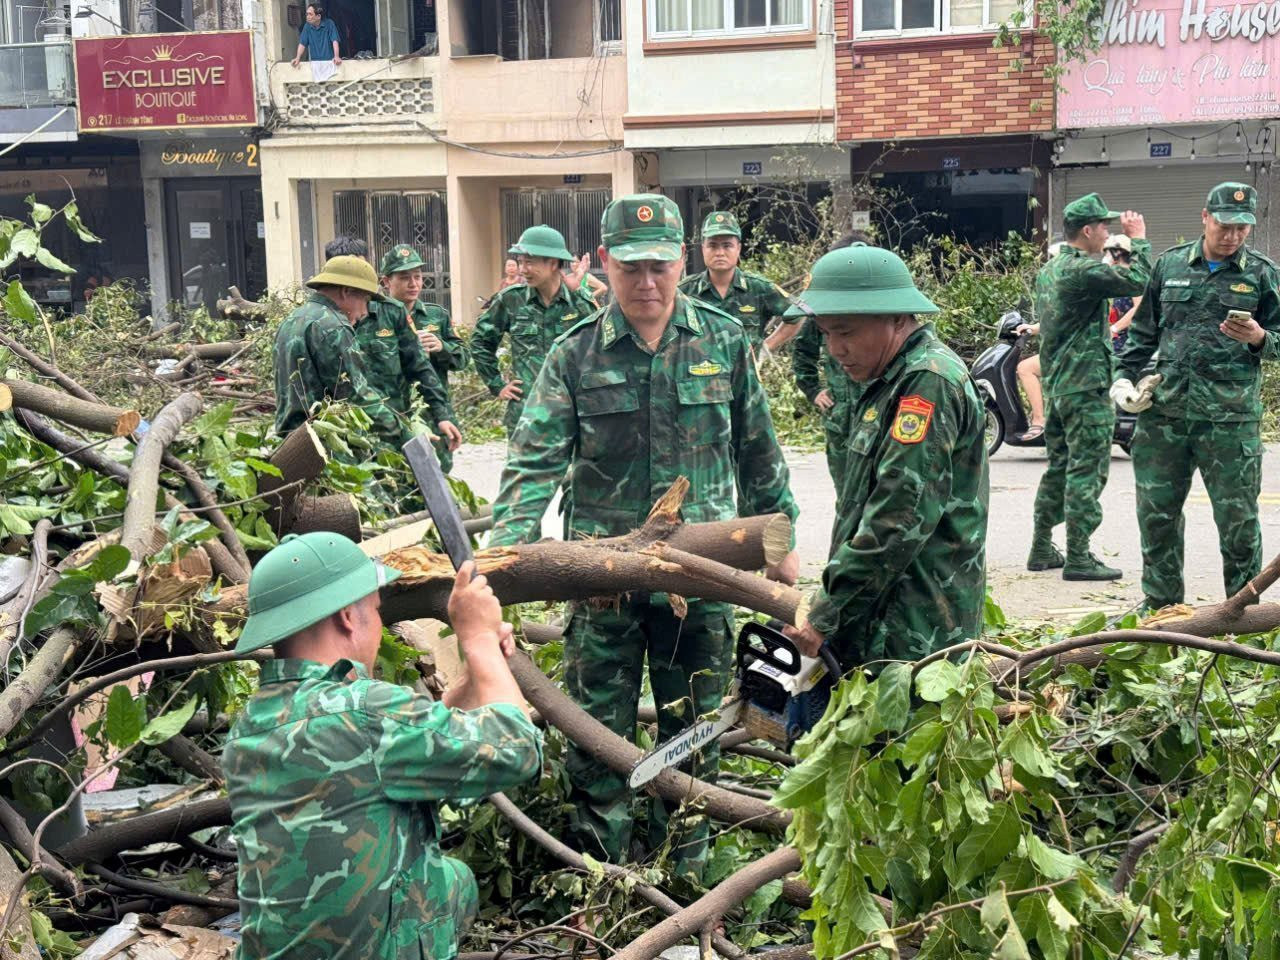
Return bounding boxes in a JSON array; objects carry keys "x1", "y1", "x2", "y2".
[{"x1": 6, "y1": 328, "x2": 1280, "y2": 959}]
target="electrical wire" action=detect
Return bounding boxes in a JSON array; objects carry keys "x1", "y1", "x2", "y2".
[{"x1": 412, "y1": 120, "x2": 622, "y2": 159}]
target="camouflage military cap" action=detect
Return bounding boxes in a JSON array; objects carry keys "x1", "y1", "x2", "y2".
[
  {"x1": 1063, "y1": 193, "x2": 1121, "y2": 228},
  {"x1": 236, "y1": 532, "x2": 401, "y2": 653},
  {"x1": 307, "y1": 255, "x2": 381, "y2": 295},
  {"x1": 1206, "y1": 181, "x2": 1257, "y2": 225},
  {"x1": 601, "y1": 193, "x2": 684, "y2": 262},
  {"x1": 701, "y1": 210, "x2": 742, "y2": 240},
  {"x1": 516, "y1": 224, "x2": 573, "y2": 260},
  {"x1": 785, "y1": 243, "x2": 938, "y2": 317},
  {"x1": 379, "y1": 244, "x2": 425, "y2": 276}
]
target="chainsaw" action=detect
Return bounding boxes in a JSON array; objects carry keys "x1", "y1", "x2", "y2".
[{"x1": 627, "y1": 620, "x2": 842, "y2": 789}]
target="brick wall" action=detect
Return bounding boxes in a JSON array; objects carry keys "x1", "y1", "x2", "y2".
[{"x1": 834, "y1": 4, "x2": 1055, "y2": 142}]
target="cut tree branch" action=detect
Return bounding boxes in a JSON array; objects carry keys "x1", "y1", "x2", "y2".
[
  {"x1": 260, "y1": 425, "x2": 327, "y2": 534},
  {"x1": 0, "y1": 796, "x2": 80, "y2": 897},
  {"x1": 1111, "y1": 822, "x2": 1170, "y2": 893},
  {"x1": 3, "y1": 378, "x2": 139, "y2": 436},
  {"x1": 0, "y1": 628, "x2": 81, "y2": 741},
  {"x1": 0, "y1": 330, "x2": 102, "y2": 403},
  {"x1": 155, "y1": 734, "x2": 224, "y2": 787},
  {"x1": 160, "y1": 450, "x2": 251, "y2": 578},
  {"x1": 120, "y1": 392, "x2": 203, "y2": 563},
  {"x1": 55, "y1": 797, "x2": 231, "y2": 865}
]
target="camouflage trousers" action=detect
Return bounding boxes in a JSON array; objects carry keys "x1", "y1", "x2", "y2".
[
  {"x1": 1032, "y1": 389, "x2": 1115, "y2": 554},
  {"x1": 563, "y1": 594, "x2": 735, "y2": 880},
  {"x1": 427, "y1": 856, "x2": 478, "y2": 957},
  {"x1": 1132, "y1": 413, "x2": 1263, "y2": 607}
]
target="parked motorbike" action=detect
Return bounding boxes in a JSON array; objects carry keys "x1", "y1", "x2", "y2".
[{"x1": 971, "y1": 311, "x2": 1136, "y2": 457}]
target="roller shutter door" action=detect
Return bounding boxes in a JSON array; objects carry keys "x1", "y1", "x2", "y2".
[{"x1": 1060, "y1": 163, "x2": 1258, "y2": 256}]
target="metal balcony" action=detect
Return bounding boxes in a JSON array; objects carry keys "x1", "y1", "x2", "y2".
[{"x1": 0, "y1": 41, "x2": 74, "y2": 107}]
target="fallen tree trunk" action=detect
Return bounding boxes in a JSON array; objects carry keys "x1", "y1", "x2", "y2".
[
  {"x1": 0, "y1": 797, "x2": 80, "y2": 897},
  {"x1": 3, "y1": 378, "x2": 139, "y2": 436},
  {"x1": 0, "y1": 382, "x2": 9, "y2": 413},
  {"x1": 120, "y1": 393, "x2": 204, "y2": 563},
  {"x1": 609, "y1": 848, "x2": 802, "y2": 960},
  {"x1": 54, "y1": 797, "x2": 231, "y2": 865},
  {"x1": 0, "y1": 331, "x2": 102, "y2": 403},
  {"x1": 261, "y1": 425, "x2": 327, "y2": 534},
  {"x1": 142, "y1": 341, "x2": 246, "y2": 363},
  {"x1": 12, "y1": 410, "x2": 247, "y2": 585},
  {"x1": 0, "y1": 518, "x2": 50, "y2": 668},
  {"x1": 288, "y1": 493, "x2": 362, "y2": 540},
  {"x1": 216, "y1": 286, "x2": 267, "y2": 320},
  {"x1": 0, "y1": 628, "x2": 80, "y2": 741},
  {"x1": 155, "y1": 734, "x2": 224, "y2": 787},
  {"x1": 488, "y1": 793, "x2": 742, "y2": 959},
  {"x1": 0, "y1": 844, "x2": 41, "y2": 960},
  {"x1": 160, "y1": 451, "x2": 251, "y2": 579}
]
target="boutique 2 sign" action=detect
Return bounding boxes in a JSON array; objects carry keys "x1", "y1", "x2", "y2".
[
  {"x1": 74, "y1": 30, "x2": 256, "y2": 133},
  {"x1": 1057, "y1": 0, "x2": 1280, "y2": 127}
]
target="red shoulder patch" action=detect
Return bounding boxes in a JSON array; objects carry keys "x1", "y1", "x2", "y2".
[{"x1": 890, "y1": 394, "x2": 934, "y2": 445}]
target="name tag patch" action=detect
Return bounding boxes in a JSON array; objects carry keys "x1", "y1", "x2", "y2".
[
  {"x1": 689, "y1": 361, "x2": 723, "y2": 376},
  {"x1": 891, "y1": 395, "x2": 934, "y2": 445},
  {"x1": 1164, "y1": 280, "x2": 1191, "y2": 288}
]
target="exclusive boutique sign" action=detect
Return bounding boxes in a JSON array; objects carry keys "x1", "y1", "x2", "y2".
[
  {"x1": 74, "y1": 30, "x2": 256, "y2": 133},
  {"x1": 1057, "y1": 0, "x2": 1280, "y2": 127}
]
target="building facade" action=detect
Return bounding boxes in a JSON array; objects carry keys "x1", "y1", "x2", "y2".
[{"x1": 835, "y1": 0, "x2": 1055, "y2": 245}]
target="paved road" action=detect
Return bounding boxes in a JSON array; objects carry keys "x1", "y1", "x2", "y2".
[{"x1": 452, "y1": 441, "x2": 1280, "y2": 623}]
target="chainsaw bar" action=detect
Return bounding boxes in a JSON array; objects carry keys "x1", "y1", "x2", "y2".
[{"x1": 626, "y1": 699, "x2": 744, "y2": 789}]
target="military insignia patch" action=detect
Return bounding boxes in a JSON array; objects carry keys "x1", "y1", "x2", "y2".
[
  {"x1": 376, "y1": 328, "x2": 393, "y2": 337},
  {"x1": 715, "y1": 214, "x2": 725, "y2": 222},
  {"x1": 862, "y1": 408, "x2": 878, "y2": 423},
  {"x1": 563, "y1": 314, "x2": 578, "y2": 323},
  {"x1": 1235, "y1": 190, "x2": 1247, "y2": 201},
  {"x1": 739, "y1": 305, "x2": 756, "y2": 313},
  {"x1": 1231, "y1": 283, "x2": 1255, "y2": 293},
  {"x1": 398, "y1": 246, "x2": 412, "y2": 256},
  {"x1": 637, "y1": 205, "x2": 654, "y2": 223},
  {"x1": 890, "y1": 395, "x2": 934, "y2": 444},
  {"x1": 427, "y1": 324, "x2": 440, "y2": 332},
  {"x1": 689, "y1": 361, "x2": 723, "y2": 376}
]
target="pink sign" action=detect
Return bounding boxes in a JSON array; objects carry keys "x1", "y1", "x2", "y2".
[{"x1": 1057, "y1": 0, "x2": 1280, "y2": 127}]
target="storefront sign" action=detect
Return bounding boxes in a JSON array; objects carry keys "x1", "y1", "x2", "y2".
[
  {"x1": 1150, "y1": 141, "x2": 1174, "y2": 156},
  {"x1": 155, "y1": 140, "x2": 259, "y2": 175},
  {"x1": 1058, "y1": 0, "x2": 1280, "y2": 127},
  {"x1": 74, "y1": 31, "x2": 256, "y2": 133},
  {"x1": 742, "y1": 161, "x2": 763, "y2": 175}
]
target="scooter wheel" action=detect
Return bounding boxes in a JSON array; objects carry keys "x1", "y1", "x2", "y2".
[{"x1": 985, "y1": 406, "x2": 1004, "y2": 457}]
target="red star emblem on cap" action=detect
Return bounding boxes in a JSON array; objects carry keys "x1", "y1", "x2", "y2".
[
  {"x1": 1234, "y1": 190, "x2": 1246, "y2": 201},
  {"x1": 637, "y1": 205, "x2": 653, "y2": 222}
]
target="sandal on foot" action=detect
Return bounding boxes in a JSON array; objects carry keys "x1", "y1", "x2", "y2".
[{"x1": 1018, "y1": 424, "x2": 1045, "y2": 441}]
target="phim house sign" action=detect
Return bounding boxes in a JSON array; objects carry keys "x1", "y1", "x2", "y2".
[
  {"x1": 1057, "y1": 0, "x2": 1280, "y2": 127},
  {"x1": 73, "y1": 30, "x2": 257, "y2": 133}
]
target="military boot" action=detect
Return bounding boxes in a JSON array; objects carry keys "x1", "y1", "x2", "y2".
[
  {"x1": 1062, "y1": 551, "x2": 1122, "y2": 581},
  {"x1": 1027, "y1": 538, "x2": 1065, "y2": 571}
]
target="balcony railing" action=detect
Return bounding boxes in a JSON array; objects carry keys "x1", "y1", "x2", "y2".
[{"x1": 0, "y1": 41, "x2": 74, "y2": 107}]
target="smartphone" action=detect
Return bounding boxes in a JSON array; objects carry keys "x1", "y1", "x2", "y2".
[{"x1": 1226, "y1": 309, "x2": 1254, "y2": 324}]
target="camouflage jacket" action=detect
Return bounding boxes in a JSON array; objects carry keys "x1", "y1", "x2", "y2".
[
  {"x1": 355, "y1": 297, "x2": 455, "y2": 434},
  {"x1": 678, "y1": 268, "x2": 793, "y2": 349},
  {"x1": 223, "y1": 658, "x2": 543, "y2": 960},
  {"x1": 806, "y1": 326, "x2": 989, "y2": 665},
  {"x1": 1036, "y1": 242, "x2": 1152, "y2": 399},
  {"x1": 272, "y1": 291, "x2": 400, "y2": 440},
  {"x1": 407, "y1": 299, "x2": 469, "y2": 392},
  {"x1": 489, "y1": 294, "x2": 799, "y2": 545},
  {"x1": 1117, "y1": 239, "x2": 1280, "y2": 422},
  {"x1": 792, "y1": 317, "x2": 864, "y2": 421},
  {"x1": 471, "y1": 281, "x2": 597, "y2": 429}
]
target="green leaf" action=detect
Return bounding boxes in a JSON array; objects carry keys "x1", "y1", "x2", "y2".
[
  {"x1": 901, "y1": 720, "x2": 945, "y2": 768},
  {"x1": 75, "y1": 544, "x2": 131, "y2": 582},
  {"x1": 742, "y1": 878, "x2": 783, "y2": 923},
  {"x1": 774, "y1": 737, "x2": 841, "y2": 809},
  {"x1": 875, "y1": 662, "x2": 912, "y2": 733},
  {"x1": 1070, "y1": 611, "x2": 1106, "y2": 636},
  {"x1": 1046, "y1": 892, "x2": 1079, "y2": 932},
  {"x1": 1001, "y1": 721, "x2": 1057, "y2": 779},
  {"x1": 245, "y1": 457, "x2": 284, "y2": 478},
  {"x1": 8, "y1": 228, "x2": 37, "y2": 260},
  {"x1": 35, "y1": 246, "x2": 74, "y2": 274},
  {"x1": 2, "y1": 279, "x2": 38, "y2": 324},
  {"x1": 915, "y1": 660, "x2": 962, "y2": 702},
  {"x1": 63, "y1": 201, "x2": 101, "y2": 243},
  {"x1": 1025, "y1": 834, "x2": 1082, "y2": 881},
  {"x1": 193, "y1": 401, "x2": 235, "y2": 437},
  {"x1": 105, "y1": 686, "x2": 146, "y2": 747},
  {"x1": 139, "y1": 697, "x2": 200, "y2": 745},
  {"x1": 952, "y1": 803, "x2": 1021, "y2": 886},
  {"x1": 981, "y1": 887, "x2": 1010, "y2": 932},
  {"x1": 25, "y1": 195, "x2": 52, "y2": 225}
]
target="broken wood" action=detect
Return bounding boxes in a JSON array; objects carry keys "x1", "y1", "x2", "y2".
[
  {"x1": 0, "y1": 844, "x2": 41, "y2": 960},
  {"x1": 0, "y1": 518, "x2": 50, "y2": 668},
  {"x1": 288, "y1": 493, "x2": 362, "y2": 540},
  {"x1": 160, "y1": 450, "x2": 252, "y2": 579},
  {"x1": 54, "y1": 797, "x2": 231, "y2": 865},
  {"x1": 216, "y1": 285, "x2": 268, "y2": 319},
  {"x1": 609, "y1": 848, "x2": 802, "y2": 960},
  {"x1": 0, "y1": 330, "x2": 102, "y2": 403},
  {"x1": 260, "y1": 425, "x2": 327, "y2": 534},
  {"x1": 3, "y1": 378, "x2": 140, "y2": 436},
  {"x1": 143, "y1": 341, "x2": 247, "y2": 363},
  {"x1": 120, "y1": 393, "x2": 204, "y2": 564},
  {"x1": 0, "y1": 382, "x2": 9, "y2": 413},
  {"x1": 0, "y1": 628, "x2": 80, "y2": 741},
  {"x1": 155, "y1": 734, "x2": 224, "y2": 787},
  {"x1": 0, "y1": 796, "x2": 80, "y2": 897}
]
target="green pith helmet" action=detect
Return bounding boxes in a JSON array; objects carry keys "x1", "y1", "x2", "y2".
[
  {"x1": 600, "y1": 194, "x2": 684, "y2": 262},
  {"x1": 784, "y1": 244, "x2": 938, "y2": 317},
  {"x1": 515, "y1": 224, "x2": 573, "y2": 261},
  {"x1": 1062, "y1": 193, "x2": 1121, "y2": 228},
  {"x1": 234, "y1": 532, "x2": 401, "y2": 654},
  {"x1": 379, "y1": 244, "x2": 426, "y2": 276},
  {"x1": 306, "y1": 255, "x2": 381, "y2": 296},
  {"x1": 1206, "y1": 182, "x2": 1257, "y2": 225},
  {"x1": 701, "y1": 210, "x2": 742, "y2": 240}
]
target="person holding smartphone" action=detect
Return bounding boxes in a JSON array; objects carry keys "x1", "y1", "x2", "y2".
[{"x1": 1114, "y1": 182, "x2": 1280, "y2": 611}]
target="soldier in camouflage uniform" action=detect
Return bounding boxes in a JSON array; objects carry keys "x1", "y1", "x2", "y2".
[
  {"x1": 1029, "y1": 194, "x2": 1151, "y2": 581},
  {"x1": 223, "y1": 533, "x2": 542, "y2": 960},
  {"x1": 782, "y1": 245, "x2": 988, "y2": 665},
  {"x1": 678, "y1": 211, "x2": 799, "y2": 355},
  {"x1": 792, "y1": 232, "x2": 870, "y2": 491},
  {"x1": 472, "y1": 225, "x2": 597, "y2": 434},
  {"x1": 272, "y1": 255, "x2": 401, "y2": 442},
  {"x1": 1114, "y1": 182, "x2": 1280, "y2": 609},
  {"x1": 489, "y1": 195, "x2": 800, "y2": 877},
  {"x1": 371, "y1": 244, "x2": 468, "y2": 470}
]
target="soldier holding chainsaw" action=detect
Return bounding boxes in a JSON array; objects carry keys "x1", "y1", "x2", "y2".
[
  {"x1": 782, "y1": 244, "x2": 989, "y2": 665},
  {"x1": 489, "y1": 194, "x2": 799, "y2": 879}
]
